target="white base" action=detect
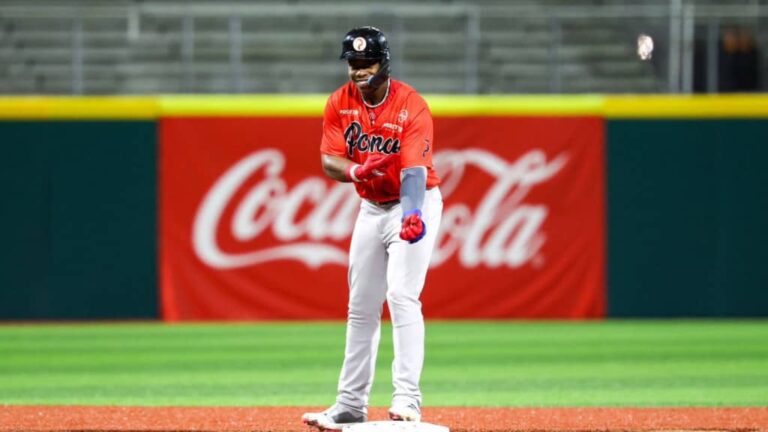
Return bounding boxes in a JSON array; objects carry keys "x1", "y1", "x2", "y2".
[{"x1": 344, "y1": 421, "x2": 449, "y2": 432}]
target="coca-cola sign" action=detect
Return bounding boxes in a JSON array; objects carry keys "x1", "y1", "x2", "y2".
[
  {"x1": 160, "y1": 116, "x2": 605, "y2": 320},
  {"x1": 192, "y1": 149, "x2": 355, "y2": 269},
  {"x1": 192, "y1": 148, "x2": 568, "y2": 270}
]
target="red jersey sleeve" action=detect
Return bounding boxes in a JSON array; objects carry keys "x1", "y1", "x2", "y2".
[
  {"x1": 400, "y1": 94, "x2": 434, "y2": 169},
  {"x1": 320, "y1": 94, "x2": 347, "y2": 157}
]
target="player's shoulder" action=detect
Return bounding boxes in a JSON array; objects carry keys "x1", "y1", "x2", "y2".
[
  {"x1": 328, "y1": 82, "x2": 362, "y2": 108},
  {"x1": 325, "y1": 81, "x2": 361, "y2": 116},
  {"x1": 331, "y1": 81, "x2": 356, "y2": 96},
  {"x1": 391, "y1": 79, "x2": 430, "y2": 114},
  {"x1": 392, "y1": 80, "x2": 422, "y2": 100}
]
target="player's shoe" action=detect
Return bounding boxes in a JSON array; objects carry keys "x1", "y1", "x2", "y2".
[
  {"x1": 388, "y1": 402, "x2": 421, "y2": 422},
  {"x1": 302, "y1": 404, "x2": 367, "y2": 431}
]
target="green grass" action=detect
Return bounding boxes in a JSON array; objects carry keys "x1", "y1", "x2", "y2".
[{"x1": 0, "y1": 320, "x2": 766, "y2": 406}]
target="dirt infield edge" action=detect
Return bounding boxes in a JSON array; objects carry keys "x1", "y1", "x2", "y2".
[{"x1": 1, "y1": 406, "x2": 767, "y2": 432}]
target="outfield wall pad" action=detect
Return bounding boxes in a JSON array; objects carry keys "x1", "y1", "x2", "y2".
[{"x1": 1, "y1": 96, "x2": 767, "y2": 319}]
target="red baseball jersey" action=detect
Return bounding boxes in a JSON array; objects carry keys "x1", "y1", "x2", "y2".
[{"x1": 321, "y1": 79, "x2": 441, "y2": 203}]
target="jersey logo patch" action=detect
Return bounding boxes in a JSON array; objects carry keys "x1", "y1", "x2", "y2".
[
  {"x1": 381, "y1": 123, "x2": 403, "y2": 133},
  {"x1": 353, "y1": 37, "x2": 367, "y2": 51},
  {"x1": 397, "y1": 109, "x2": 409, "y2": 123}
]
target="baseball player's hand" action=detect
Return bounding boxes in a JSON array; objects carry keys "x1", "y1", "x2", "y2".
[
  {"x1": 346, "y1": 153, "x2": 397, "y2": 182},
  {"x1": 400, "y1": 209, "x2": 426, "y2": 243}
]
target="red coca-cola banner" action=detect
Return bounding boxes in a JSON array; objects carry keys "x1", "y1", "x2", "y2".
[{"x1": 160, "y1": 116, "x2": 605, "y2": 320}]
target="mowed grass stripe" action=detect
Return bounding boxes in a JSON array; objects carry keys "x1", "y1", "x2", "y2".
[{"x1": 0, "y1": 320, "x2": 766, "y2": 406}]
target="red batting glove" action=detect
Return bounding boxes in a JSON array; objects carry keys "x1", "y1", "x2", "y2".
[
  {"x1": 400, "y1": 210, "x2": 426, "y2": 244},
  {"x1": 346, "y1": 153, "x2": 398, "y2": 182}
]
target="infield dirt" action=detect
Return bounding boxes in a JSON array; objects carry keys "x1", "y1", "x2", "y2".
[{"x1": 1, "y1": 406, "x2": 766, "y2": 431}]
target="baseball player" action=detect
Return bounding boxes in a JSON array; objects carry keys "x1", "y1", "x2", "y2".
[{"x1": 302, "y1": 26, "x2": 442, "y2": 430}]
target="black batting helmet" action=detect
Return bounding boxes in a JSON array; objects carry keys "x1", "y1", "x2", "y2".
[
  {"x1": 340, "y1": 26, "x2": 391, "y2": 88},
  {"x1": 339, "y1": 26, "x2": 390, "y2": 62}
]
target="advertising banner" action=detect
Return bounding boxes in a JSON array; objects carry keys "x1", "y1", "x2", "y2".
[{"x1": 160, "y1": 116, "x2": 605, "y2": 320}]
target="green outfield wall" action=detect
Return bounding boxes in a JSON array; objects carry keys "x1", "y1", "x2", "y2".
[
  {"x1": 607, "y1": 119, "x2": 768, "y2": 316},
  {"x1": 0, "y1": 121, "x2": 158, "y2": 319},
  {"x1": 0, "y1": 95, "x2": 766, "y2": 319}
]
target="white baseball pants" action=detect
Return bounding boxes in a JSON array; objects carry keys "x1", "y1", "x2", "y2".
[{"x1": 335, "y1": 187, "x2": 442, "y2": 413}]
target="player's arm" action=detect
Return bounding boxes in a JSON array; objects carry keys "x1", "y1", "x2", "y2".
[
  {"x1": 320, "y1": 97, "x2": 351, "y2": 182},
  {"x1": 322, "y1": 153, "x2": 398, "y2": 183},
  {"x1": 321, "y1": 154, "x2": 354, "y2": 182},
  {"x1": 400, "y1": 167, "x2": 427, "y2": 214},
  {"x1": 398, "y1": 101, "x2": 433, "y2": 244},
  {"x1": 399, "y1": 167, "x2": 428, "y2": 244}
]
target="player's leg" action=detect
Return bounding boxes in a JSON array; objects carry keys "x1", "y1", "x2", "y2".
[
  {"x1": 384, "y1": 188, "x2": 443, "y2": 420},
  {"x1": 337, "y1": 202, "x2": 389, "y2": 413},
  {"x1": 303, "y1": 202, "x2": 389, "y2": 429}
]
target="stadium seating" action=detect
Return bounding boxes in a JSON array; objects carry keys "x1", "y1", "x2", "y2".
[{"x1": 0, "y1": 0, "x2": 762, "y2": 94}]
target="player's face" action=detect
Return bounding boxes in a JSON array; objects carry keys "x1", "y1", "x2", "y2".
[{"x1": 347, "y1": 59, "x2": 380, "y2": 92}]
